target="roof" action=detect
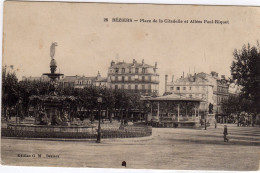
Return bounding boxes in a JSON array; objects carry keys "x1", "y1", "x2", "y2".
[
  {"x1": 59, "y1": 76, "x2": 79, "y2": 83},
  {"x1": 76, "y1": 76, "x2": 96, "y2": 81},
  {"x1": 140, "y1": 93, "x2": 205, "y2": 102},
  {"x1": 96, "y1": 77, "x2": 107, "y2": 82},
  {"x1": 112, "y1": 62, "x2": 155, "y2": 68},
  {"x1": 59, "y1": 75, "x2": 106, "y2": 83},
  {"x1": 172, "y1": 72, "x2": 216, "y2": 86}
]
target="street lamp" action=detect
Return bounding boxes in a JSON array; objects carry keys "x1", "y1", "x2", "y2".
[
  {"x1": 145, "y1": 102, "x2": 150, "y2": 124},
  {"x1": 96, "y1": 96, "x2": 102, "y2": 143}
]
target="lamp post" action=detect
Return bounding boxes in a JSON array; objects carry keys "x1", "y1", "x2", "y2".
[
  {"x1": 145, "y1": 102, "x2": 150, "y2": 124},
  {"x1": 96, "y1": 96, "x2": 102, "y2": 143}
]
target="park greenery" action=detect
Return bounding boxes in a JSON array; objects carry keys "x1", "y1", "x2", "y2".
[
  {"x1": 221, "y1": 41, "x2": 260, "y2": 119},
  {"x1": 2, "y1": 68, "x2": 145, "y2": 122}
]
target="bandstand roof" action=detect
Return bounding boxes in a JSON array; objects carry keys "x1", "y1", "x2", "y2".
[{"x1": 140, "y1": 93, "x2": 205, "y2": 102}]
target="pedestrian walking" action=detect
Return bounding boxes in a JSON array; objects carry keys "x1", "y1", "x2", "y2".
[{"x1": 223, "y1": 125, "x2": 229, "y2": 142}]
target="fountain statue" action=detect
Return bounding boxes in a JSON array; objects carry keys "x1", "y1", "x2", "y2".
[{"x1": 30, "y1": 42, "x2": 75, "y2": 126}]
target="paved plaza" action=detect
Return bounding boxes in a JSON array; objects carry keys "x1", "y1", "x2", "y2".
[{"x1": 1, "y1": 124, "x2": 259, "y2": 171}]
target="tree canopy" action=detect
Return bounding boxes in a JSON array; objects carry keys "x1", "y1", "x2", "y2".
[
  {"x1": 2, "y1": 68, "x2": 144, "y2": 119},
  {"x1": 231, "y1": 42, "x2": 260, "y2": 113}
]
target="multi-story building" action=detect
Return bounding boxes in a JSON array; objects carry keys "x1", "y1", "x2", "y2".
[
  {"x1": 166, "y1": 71, "x2": 230, "y2": 115},
  {"x1": 58, "y1": 75, "x2": 79, "y2": 87},
  {"x1": 165, "y1": 72, "x2": 216, "y2": 113},
  {"x1": 58, "y1": 72, "x2": 107, "y2": 88},
  {"x1": 215, "y1": 75, "x2": 229, "y2": 115},
  {"x1": 22, "y1": 75, "x2": 51, "y2": 82},
  {"x1": 107, "y1": 59, "x2": 159, "y2": 96}
]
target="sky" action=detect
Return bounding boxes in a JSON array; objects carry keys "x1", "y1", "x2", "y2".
[{"x1": 2, "y1": 2, "x2": 260, "y2": 94}]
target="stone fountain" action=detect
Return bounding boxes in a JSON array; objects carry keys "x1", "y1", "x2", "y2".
[
  {"x1": 30, "y1": 42, "x2": 74, "y2": 126},
  {"x1": 2, "y1": 42, "x2": 97, "y2": 139}
]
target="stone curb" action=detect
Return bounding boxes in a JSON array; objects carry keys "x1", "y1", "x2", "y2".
[{"x1": 1, "y1": 135, "x2": 153, "y2": 143}]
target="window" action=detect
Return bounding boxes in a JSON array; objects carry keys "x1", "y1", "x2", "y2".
[
  {"x1": 149, "y1": 76, "x2": 152, "y2": 82},
  {"x1": 189, "y1": 87, "x2": 192, "y2": 90},
  {"x1": 142, "y1": 85, "x2": 145, "y2": 90},
  {"x1": 176, "y1": 87, "x2": 180, "y2": 90},
  {"x1": 170, "y1": 87, "x2": 174, "y2": 90},
  {"x1": 128, "y1": 76, "x2": 131, "y2": 81},
  {"x1": 183, "y1": 87, "x2": 186, "y2": 90},
  {"x1": 142, "y1": 76, "x2": 145, "y2": 82},
  {"x1": 115, "y1": 85, "x2": 118, "y2": 89},
  {"x1": 135, "y1": 68, "x2": 139, "y2": 73},
  {"x1": 122, "y1": 84, "x2": 125, "y2": 89},
  {"x1": 122, "y1": 76, "x2": 125, "y2": 82},
  {"x1": 115, "y1": 76, "x2": 118, "y2": 81},
  {"x1": 128, "y1": 85, "x2": 131, "y2": 89},
  {"x1": 189, "y1": 94, "x2": 192, "y2": 98},
  {"x1": 115, "y1": 68, "x2": 119, "y2": 73},
  {"x1": 135, "y1": 85, "x2": 138, "y2": 90},
  {"x1": 148, "y1": 84, "x2": 151, "y2": 90},
  {"x1": 142, "y1": 68, "x2": 146, "y2": 73},
  {"x1": 129, "y1": 67, "x2": 132, "y2": 73},
  {"x1": 122, "y1": 68, "x2": 125, "y2": 73}
]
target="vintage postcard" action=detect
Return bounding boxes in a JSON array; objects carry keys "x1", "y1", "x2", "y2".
[{"x1": 1, "y1": 1, "x2": 260, "y2": 171}]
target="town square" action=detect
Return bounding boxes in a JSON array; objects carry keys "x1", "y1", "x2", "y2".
[
  {"x1": 1, "y1": 2, "x2": 260, "y2": 171},
  {"x1": 2, "y1": 123, "x2": 259, "y2": 170}
]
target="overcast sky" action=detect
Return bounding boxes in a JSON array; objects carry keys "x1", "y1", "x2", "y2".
[{"x1": 3, "y1": 2, "x2": 260, "y2": 94}]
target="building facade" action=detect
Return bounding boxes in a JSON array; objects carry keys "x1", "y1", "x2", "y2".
[
  {"x1": 22, "y1": 75, "x2": 51, "y2": 82},
  {"x1": 58, "y1": 72, "x2": 107, "y2": 88},
  {"x1": 107, "y1": 59, "x2": 159, "y2": 96},
  {"x1": 165, "y1": 72, "x2": 216, "y2": 113},
  {"x1": 215, "y1": 75, "x2": 229, "y2": 115},
  {"x1": 165, "y1": 71, "x2": 230, "y2": 115}
]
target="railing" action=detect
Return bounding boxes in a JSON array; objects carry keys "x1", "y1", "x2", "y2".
[{"x1": 2, "y1": 123, "x2": 152, "y2": 139}]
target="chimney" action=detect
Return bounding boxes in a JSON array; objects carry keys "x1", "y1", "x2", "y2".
[
  {"x1": 155, "y1": 62, "x2": 157, "y2": 68},
  {"x1": 133, "y1": 59, "x2": 136, "y2": 65},
  {"x1": 142, "y1": 59, "x2": 144, "y2": 65},
  {"x1": 97, "y1": 71, "x2": 101, "y2": 80},
  {"x1": 221, "y1": 75, "x2": 225, "y2": 80},
  {"x1": 172, "y1": 75, "x2": 174, "y2": 82},
  {"x1": 183, "y1": 72, "x2": 184, "y2": 78},
  {"x1": 165, "y1": 75, "x2": 168, "y2": 93},
  {"x1": 193, "y1": 73, "x2": 196, "y2": 82}
]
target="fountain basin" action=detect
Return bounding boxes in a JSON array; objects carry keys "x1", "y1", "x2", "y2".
[
  {"x1": 2, "y1": 123, "x2": 97, "y2": 139},
  {"x1": 2, "y1": 123, "x2": 152, "y2": 139}
]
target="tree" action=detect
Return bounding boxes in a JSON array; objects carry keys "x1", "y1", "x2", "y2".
[
  {"x1": 231, "y1": 42, "x2": 260, "y2": 113},
  {"x1": 2, "y1": 68, "x2": 19, "y2": 118},
  {"x1": 222, "y1": 95, "x2": 253, "y2": 126},
  {"x1": 221, "y1": 95, "x2": 242, "y2": 115}
]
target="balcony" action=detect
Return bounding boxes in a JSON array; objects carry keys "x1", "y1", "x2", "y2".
[{"x1": 110, "y1": 80, "x2": 159, "y2": 84}]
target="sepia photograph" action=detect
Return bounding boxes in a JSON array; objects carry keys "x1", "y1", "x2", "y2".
[{"x1": 1, "y1": 1, "x2": 260, "y2": 171}]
